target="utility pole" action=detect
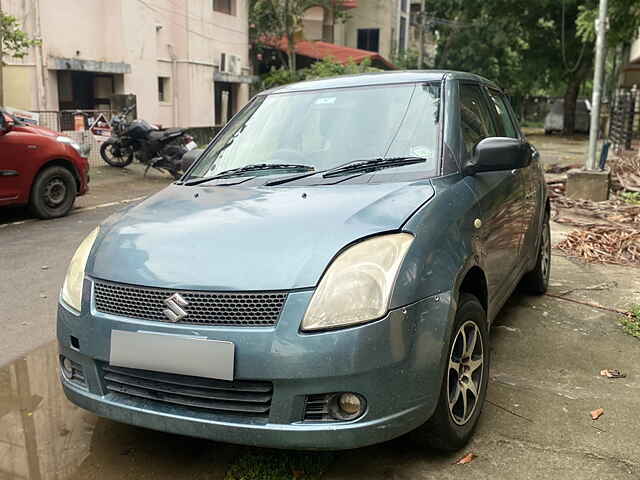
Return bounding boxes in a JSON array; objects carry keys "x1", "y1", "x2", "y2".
[
  {"x1": 567, "y1": 0, "x2": 610, "y2": 201},
  {"x1": 417, "y1": 0, "x2": 426, "y2": 69},
  {"x1": 586, "y1": 0, "x2": 608, "y2": 171}
]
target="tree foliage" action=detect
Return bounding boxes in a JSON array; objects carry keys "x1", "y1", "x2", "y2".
[
  {"x1": 260, "y1": 57, "x2": 380, "y2": 89},
  {"x1": 0, "y1": 11, "x2": 41, "y2": 105},
  {"x1": 0, "y1": 11, "x2": 40, "y2": 62},
  {"x1": 428, "y1": 0, "x2": 640, "y2": 133}
]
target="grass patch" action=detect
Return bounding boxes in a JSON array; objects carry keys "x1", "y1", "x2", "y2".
[
  {"x1": 620, "y1": 192, "x2": 640, "y2": 205},
  {"x1": 621, "y1": 304, "x2": 640, "y2": 339},
  {"x1": 225, "y1": 450, "x2": 335, "y2": 480}
]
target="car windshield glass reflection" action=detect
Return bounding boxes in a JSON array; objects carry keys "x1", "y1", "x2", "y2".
[{"x1": 187, "y1": 82, "x2": 441, "y2": 180}]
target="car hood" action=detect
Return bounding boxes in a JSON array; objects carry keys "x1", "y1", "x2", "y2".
[
  {"x1": 17, "y1": 124, "x2": 60, "y2": 137},
  {"x1": 90, "y1": 182, "x2": 434, "y2": 291}
]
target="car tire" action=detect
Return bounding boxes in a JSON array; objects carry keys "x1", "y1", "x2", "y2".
[
  {"x1": 520, "y1": 211, "x2": 551, "y2": 294},
  {"x1": 544, "y1": 129, "x2": 552, "y2": 135},
  {"x1": 411, "y1": 293, "x2": 490, "y2": 451},
  {"x1": 29, "y1": 166, "x2": 78, "y2": 219}
]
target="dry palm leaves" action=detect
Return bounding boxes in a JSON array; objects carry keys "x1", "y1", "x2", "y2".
[
  {"x1": 546, "y1": 152, "x2": 640, "y2": 265},
  {"x1": 611, "y1": 151, "x2": 640, "y2": 193},
  {"x1": 556, "y1": 224, "x2": 640, "y2": 265}
]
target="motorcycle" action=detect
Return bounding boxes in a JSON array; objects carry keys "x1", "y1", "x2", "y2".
[{"x1": 100, "y1": 105, "x2": 198, "y2": 179}]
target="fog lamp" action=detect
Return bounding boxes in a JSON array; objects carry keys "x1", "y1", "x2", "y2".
[
  {"x1": 61, "y1": 356, "x2": 73, "y2": 376},
  {"x1": 338, "y1": 393, "x2": 362, "y2": 416}
]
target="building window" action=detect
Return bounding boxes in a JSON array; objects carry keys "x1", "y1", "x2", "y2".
[
  {"x1": 158, "y1": 77, "x2": 170, "y2": 103},
  {"x1": 213, "y1": 0, "x2": 235, "y2": 15},
  {"x1": 399, "y1": 16, "x2": 407, "y2": 52},
  {"x1": 357, "y1": 28, "x2": 380, "y2": 52},
  {"x1": 401, "y1": 0, "x2": 408, "y2": 12}
]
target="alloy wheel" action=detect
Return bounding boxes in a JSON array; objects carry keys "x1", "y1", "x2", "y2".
[
  {"x1": 447, "y1": 320, "x2": 484, "y2": 425},
  {"x1": 540, "y1": 221, "x2": 551, "y2": 283}
]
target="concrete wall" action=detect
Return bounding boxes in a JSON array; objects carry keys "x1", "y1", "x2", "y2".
[
  {"x1": 630, "y1": 36, "x2": 640, "y2": 65},
  {"x1": 334, "y1": 0, "x2": 402, "y2": 60},
  {"x1": 1, "y1": 0, "x2": 251, "y2": 128}
]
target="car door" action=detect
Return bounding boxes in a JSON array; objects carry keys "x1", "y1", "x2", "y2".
[
  {"x1": 460, "y1": 83, "x2": 524, "y2": 299},
  {"x1": 490, "y1": 90, "x2": 542, "y2": 263},
  {"x1": 0, "y1": 114, "x2": 29, "y2": 205}
]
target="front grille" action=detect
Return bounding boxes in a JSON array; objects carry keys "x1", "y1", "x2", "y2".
[
  {"x1": 102, "y1": 365, "x2": 273, "y2": 418},
  {"x1": 93, "y1": 280, "x2": 287, "y2": 326}
]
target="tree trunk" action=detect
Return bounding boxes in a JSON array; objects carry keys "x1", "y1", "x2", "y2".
[
  {"x1": 562, "y1": 54, "x2": 593, "y2": 135},
  {"x1": 287, "y1": 32, "x2": 296, "y2": 73},
  {"x1": 562, "y1": 76, "x2": 581, "y2": 135}
]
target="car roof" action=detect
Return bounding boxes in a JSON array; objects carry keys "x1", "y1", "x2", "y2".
[{"x1": 260, "y1": 70, "x2": 499, "y2": 95}]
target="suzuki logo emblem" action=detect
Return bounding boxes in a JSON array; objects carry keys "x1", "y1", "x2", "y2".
[{"x1": 163, "y1": 293, "x2": 189, "y2": 322}]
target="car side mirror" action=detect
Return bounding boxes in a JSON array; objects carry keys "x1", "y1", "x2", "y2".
[
  {"x1": 0, "y1": 114, "x2": 14, "y2": 135},
  {"x1": 463, "y1": 137, "x2": 531, "y2": 176}
]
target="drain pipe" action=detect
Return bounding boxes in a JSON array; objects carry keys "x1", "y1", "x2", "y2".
[{"x1": 167, "y1": 44, "x2": 178, "y2": 127}]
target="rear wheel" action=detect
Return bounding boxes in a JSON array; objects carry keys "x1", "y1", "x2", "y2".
[
  {"x1": 29, "y1": 166, "x2": 77, "y2": 219},
  {"x1": 100, "y1": 141, "x2": 133, "y2": 167},
  {"x1": 412, "y1": 293, "x2": 489, "y2": 451},
  {"x1": 520, "y1": 211, "x2": 551, "y2": 294}
]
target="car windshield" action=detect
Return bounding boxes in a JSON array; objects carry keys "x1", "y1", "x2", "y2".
[{"x1": 187, "y1": 82, "x2": 441, "y2": 180}]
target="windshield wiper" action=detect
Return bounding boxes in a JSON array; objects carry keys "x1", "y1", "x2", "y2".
[
  {"x1": 322, "y1": 156, "x2": 427, "y2": 178},
  {"x1": 185, "y1": 163, "x2": 315, "y2": 185}
]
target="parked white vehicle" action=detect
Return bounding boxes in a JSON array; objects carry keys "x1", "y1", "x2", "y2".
[{"x1": 544, "y1": 99, "x2": 591, "y2": 134}]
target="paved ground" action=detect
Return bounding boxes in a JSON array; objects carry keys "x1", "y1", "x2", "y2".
[
  {"x1": 524, "y1": 129, "x2": 589, "y2": 168},
  {"x1": 0, "y1": 165, "x2": 172, "y2": 365},
  {"x1": 1, "y1": 140, "x2": 639, "y2": 480}
]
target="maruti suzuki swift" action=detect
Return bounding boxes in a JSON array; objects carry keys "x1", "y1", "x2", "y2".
[{"x1": 57, "y1": 71, "x2": 549, "y2": 451}]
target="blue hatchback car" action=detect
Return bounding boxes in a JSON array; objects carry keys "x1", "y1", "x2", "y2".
[{"x1": 57, "y1": 71, "x2": 549, "y2": 451}]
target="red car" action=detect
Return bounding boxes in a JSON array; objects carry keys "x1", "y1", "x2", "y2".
[{"x1": 0, "y1": 111, "x2": 89, "y2": 219}]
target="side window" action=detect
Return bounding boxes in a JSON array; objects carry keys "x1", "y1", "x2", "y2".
[
  {"x1": 459, "y1": 84, "x2": 497, "y2": 158},
  {"x1": 487, "y1": 90, "x2": 518, "y2": 138}
]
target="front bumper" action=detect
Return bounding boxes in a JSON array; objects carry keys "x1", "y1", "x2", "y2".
[{"x1": 57, "y1": 287, "x2": 454, "y2": 450}]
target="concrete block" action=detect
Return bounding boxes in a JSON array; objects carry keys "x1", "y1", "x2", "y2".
[{"x1": 566, "y1": 168, "x2": 610, "y2": 201}]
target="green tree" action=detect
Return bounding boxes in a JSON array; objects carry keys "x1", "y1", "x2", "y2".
[
  {"x1": 0, "y1": 10, "x2": 40, "y2": 106},
  {"x1": 429, "y1": 0, "x2": 640, "y2": 134},
  {"x1": 260, "y1": 57, "x2": 380, "y2": 89},
  {"x1": 250, "y1": 0, "x2": 349, "y2": 73}
]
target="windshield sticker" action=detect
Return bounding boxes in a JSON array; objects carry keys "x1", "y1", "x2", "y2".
[{"x1": 315, "y1": 97, "x2": 336, "y2": 105}]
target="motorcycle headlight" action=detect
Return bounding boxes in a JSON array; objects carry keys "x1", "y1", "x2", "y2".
[
  {"x1": 302, "y1": 233, "x2": 414, "y2": 332},
  {"x1": 61, "y1": 227, "x2": 99, "y2": 312}
]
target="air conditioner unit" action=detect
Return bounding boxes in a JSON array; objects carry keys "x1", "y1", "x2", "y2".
[{"x1": 220, "y1": 53, "x2": 242, "y2": 76}]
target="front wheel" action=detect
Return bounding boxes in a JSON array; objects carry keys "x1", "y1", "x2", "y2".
[
  {"x1": 100, "y1": 141, "x2": 134, "y2": 167},
  {"x1": 29, "y1": 166, "x2": 78, "y2": 219},
  {"x1": 411, "y1": 293, "x2": 489, "y2": 451}
]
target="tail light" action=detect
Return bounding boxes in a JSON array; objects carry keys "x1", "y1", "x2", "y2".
[{"x1": 183, "y1": 135, "x2": 194, "y2": 144}]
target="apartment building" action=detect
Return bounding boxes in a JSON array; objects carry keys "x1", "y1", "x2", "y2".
[
  {"x1": 619, "y1": 36, "x2": 640, "y2": 87},
  {"x1": 1, "y1": 0, "x2": 252, "y2": 128},
  {"x1": 333, "y1": 0, "x2": 410, "y2": 60}
]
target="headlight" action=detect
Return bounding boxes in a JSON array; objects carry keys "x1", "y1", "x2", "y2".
[
  {"x1": 302, "y1": 233, "x2": 414, "y2": 331},
  {"x1": 56, "y1": 135, "x2": 82, "y2": 153},
  {"x1": 61, "y1": 227, "x2": 99, "y2": 312}
]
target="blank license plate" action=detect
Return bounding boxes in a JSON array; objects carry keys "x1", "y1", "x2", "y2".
[
  {"x1": 185, "y1": 141, "x2": 198, "y2": 151},
  {"x1": 110, "y1": 330, "x2": 234, "y2": 380}
]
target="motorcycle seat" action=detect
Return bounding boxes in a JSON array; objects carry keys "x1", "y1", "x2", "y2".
[{"x1": 148, "y1": 129, "x2": 184, "y2": 141}]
